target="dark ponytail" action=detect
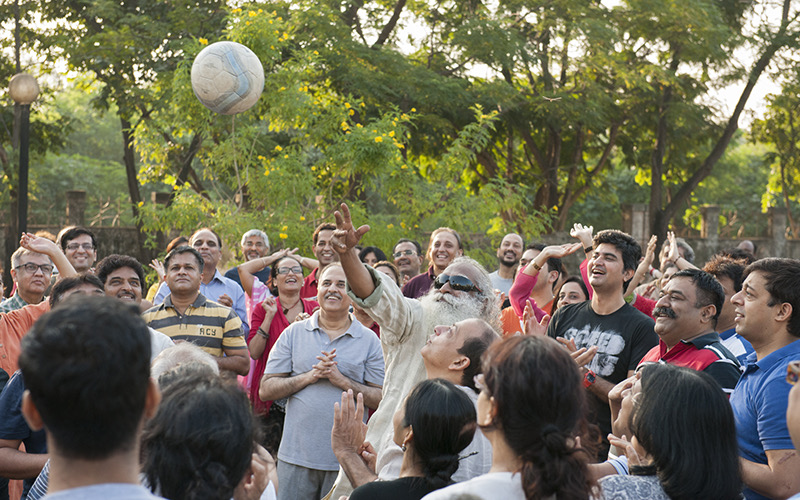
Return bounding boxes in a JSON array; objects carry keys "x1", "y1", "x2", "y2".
[
  {"x1": 403, "y1": 379, "x2": 477, "y2": 490},
  {"x1": 482, "y1": 336, "x2": 595, "y2": 500}
]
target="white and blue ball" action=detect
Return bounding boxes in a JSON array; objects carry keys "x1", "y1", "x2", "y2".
[{"x1": 191, "y1": 41, "x2": 264, "y2": 115}]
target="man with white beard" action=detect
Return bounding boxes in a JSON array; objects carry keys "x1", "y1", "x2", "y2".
[{"x1": 327, "y1": 203, "x2": 500, "y2": 498}]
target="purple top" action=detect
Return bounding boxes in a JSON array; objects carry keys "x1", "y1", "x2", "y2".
[{"x1": 401, "y1": 266, "x2": 436, "y2": 299}]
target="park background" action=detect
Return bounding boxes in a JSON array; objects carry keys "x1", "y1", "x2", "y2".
[{"x1": 1, "y1": 0, "x2": 799, "y2": 292}]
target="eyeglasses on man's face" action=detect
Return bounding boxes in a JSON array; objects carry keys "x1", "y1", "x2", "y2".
[{"x1": 15, "y1": 263, "x2": 54, "y2": 275}]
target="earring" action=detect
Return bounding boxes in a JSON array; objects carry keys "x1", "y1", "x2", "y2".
[{"x1": 401, "y1": 444, "x2": 407, "y2": 452}]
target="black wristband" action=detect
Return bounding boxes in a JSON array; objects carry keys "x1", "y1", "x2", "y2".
[{"x1": 584, "y1": 245, "x2": 593, "y2": 254}]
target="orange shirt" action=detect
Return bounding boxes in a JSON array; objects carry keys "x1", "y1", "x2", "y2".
[
  {"x1": 0, "y1": 301, "x2": 50, "y2": 377},
  {"x1": 500, "y1": 299, "x2": 553, "y2": 337}
]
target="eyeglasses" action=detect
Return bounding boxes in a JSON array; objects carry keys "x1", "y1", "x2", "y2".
[
  {"x1": 276, "y1": 266, "x2": 303, "y2": 275},
  {"x1": 65, "y1": 243, "x2": 94, "y2": 251},
  {"x1": 393, "y1": 249, "x2": 417, "y2": 259},
  {"x1": 434, "y1": 274, "x2": 481, "y2": 293},
  {"x1": 15, "y1": 263, "x2": 54, "y2": 274}
]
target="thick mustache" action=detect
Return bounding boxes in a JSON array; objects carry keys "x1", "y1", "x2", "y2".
[{"x1": 653, "y1": 306, "x2": 677, "y2": 319}]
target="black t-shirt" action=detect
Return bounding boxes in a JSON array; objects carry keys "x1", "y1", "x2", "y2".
[
  {"x1": 547, "y1": 301, "x2": 657, "y2": 438},
  {"x1": 350, "y1": 477, "x2": 445, "y2": 500}
]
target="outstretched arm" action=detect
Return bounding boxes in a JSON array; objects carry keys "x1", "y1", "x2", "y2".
[{"x1": 331, "y1": 203, "x2": 374, "y2": 300}]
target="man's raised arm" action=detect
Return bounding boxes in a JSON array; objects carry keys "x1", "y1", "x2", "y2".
[
  {"x1": 20, "y1": 233, "x2": 76, "y2": 278},
  {"x1": 331, "y1": 203, "x2": 374, "y2": 300}
]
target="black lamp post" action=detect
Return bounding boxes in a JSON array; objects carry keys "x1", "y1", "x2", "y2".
[{"x1": 8, "y1": 72, "x2": 39, "y2": 236}]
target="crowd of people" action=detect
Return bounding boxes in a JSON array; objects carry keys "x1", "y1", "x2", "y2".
[{"x1": 0, "y1": 208, "x2": 797, "y2": 500}]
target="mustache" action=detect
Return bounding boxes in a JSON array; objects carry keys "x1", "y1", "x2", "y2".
[{"x1": 653, "y1": 306, "x2": 677, "y2": 319}]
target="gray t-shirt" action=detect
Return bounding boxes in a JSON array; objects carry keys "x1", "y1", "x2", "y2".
[
  {"x1": 488, "y1": 271, "x2": 514, "y2": 295},
  {"x1": 266, "y1": 311, "x2": 385, "y2": 470}
]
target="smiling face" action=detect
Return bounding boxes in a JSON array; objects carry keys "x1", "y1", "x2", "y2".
[
  {"x1": 393, "y1": 241, "x2": 422, "y2": 275},
  {"x1": 428, "y1": 231, "x2": 462, "y2": 272},
  {"x1": 653, "y1": 277, "x2": 710, "y2": 346},
  {"x1": 362, "y1": 252, "x2": 379, "y2": 267},
  {"x1": 588, "y1": 243, "x2": 631, "y2": 293},
  {"x1": 314, "y1": 229, "x2": 337, "y2": 267},
  {"x1": 496, "y1": 234, "x2": 523, "y2": 267},
  {"x1": 317, "y1": 265, "x2": 350, "y2": 313},
  {"x1": 274, "y1": 257, "x2": 303, "y2": 295},
  {"x1": 242, "y1": 235, "x2": 268, "y2": 262},
  {"x1": 64, "y1": 234, "x2": 97, "y2": 273},
  {"x1": 165, "y1": 252, "x2": 203, "y2": 296},
  {"x1": 190, "y1": 229, "x2": 222, "y2": 269},
  {"x1": 104, "y1": 266, "x2": 143, "y2": 304}
]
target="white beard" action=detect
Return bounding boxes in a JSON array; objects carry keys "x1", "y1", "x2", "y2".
[{"x1": 418, "y1": 290, "x2": 486, "y2": 336}]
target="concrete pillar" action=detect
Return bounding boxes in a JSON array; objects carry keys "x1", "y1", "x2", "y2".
[
  {"x1": 151, "y1": 192, "x2": 171, "y2": 205},
  {"x1": 769, "y1": 207, "x2": 788, "y2": 258},
  {"x1": 622, "y1": 203, "x2": 649, "y2": 243},
  {"x1": 66, "y1": 190, "x2": 86, "y2": 226},
  {"x1": 700, "y1": 205, "x2": 720, "y2": 251}
]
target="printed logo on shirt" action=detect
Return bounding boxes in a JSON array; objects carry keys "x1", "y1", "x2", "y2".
[{"x1": 563, "y1": 324, "x2": 626, "y2": 377}]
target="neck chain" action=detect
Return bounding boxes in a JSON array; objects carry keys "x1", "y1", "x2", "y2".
[{"x1": 282, "y1": 298, "x2": 301, "y2": 316}]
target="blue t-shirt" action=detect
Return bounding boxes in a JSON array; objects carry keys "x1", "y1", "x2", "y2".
[
  {"x1": 0, "y1": 371, "x2": 47, "y2": 497},
  {"x1": 719, "y1": 327, "x2": 755, "y2": 366},
  {"x1": 730, "y1": 340, "x2": 800, "y2": 500}
]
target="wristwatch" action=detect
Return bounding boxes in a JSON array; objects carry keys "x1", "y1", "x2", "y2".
[{"x1": 583, "y1": 369, "x2": 596, "y2": 388}]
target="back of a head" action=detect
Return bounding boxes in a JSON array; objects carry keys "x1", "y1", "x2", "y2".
[
  {"x1": 141, "y1": 370, "x2": 255, "y2": 500},
  {"x1": 703, "y1": 254, "x2": 747, "y2": 292},
  {"x1": 19, "y1": 296, "x2": 151, "y2": 460},
  {"x1": 482, "y1": 335, "x2": 591, "y2": 499},
  {"x1": 404, "y1": 379, "x2": 477, "y2": 490},
  {"x1": 150, "y1": 343, "x2": 220, "y2": 381},
  {"x1": 633, "y1": 363, "x2": 741, "y2": 499}
]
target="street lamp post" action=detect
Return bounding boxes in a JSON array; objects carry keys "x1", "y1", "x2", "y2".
[{"x1": 8, "y1": 72, "x2": 39, "y2": 236}]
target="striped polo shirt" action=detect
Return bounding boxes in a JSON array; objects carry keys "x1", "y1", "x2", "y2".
[{"x1": 142, "y1": 293, "x2": 246, "y2": 357}]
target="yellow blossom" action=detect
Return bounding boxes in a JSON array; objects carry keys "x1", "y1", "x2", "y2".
[
  {"x1": 232, "y1": 8, "x2": 242, "y2": 13},
  {"x1": 341, "y1": 121, "x2": 349, "y2": 130},
  {"x1": 400, "y1": 222, "x2": 406, "y2": 229},
  {"x1": 344, "y1": 102, "x2": 351, "y2": 108},
  {"x1": 264, "y1": 170, "x2": 270, "y2": 176},
  {"x1": 300, "y1": 216, "x2": 306, "y2": 221},
  {"x1": 248, "y1": 11, "x2": 257, "y2": 17},
  {"x1": 356, "y1": 123, "x2": 363, "y2": 128},
  {"x1": 199, "y1": 38, "x2": 208, "y2": 45},
  {"x1": 387, "y1": 224, "x2": 394, "y2": 229},
  {"x1": 374, "y1": 136, "x2": 383, "y2": 143},
  {"x1": 313, "y1": 50, "x2": 319, "y2": 55},
  {"x1": 410, "y1": 107, "x2": 416, "y2": 112},
  {"x1": 245, "y1": 21, "x2": 250, "y2": 25},
  {"x1": 311, "y1": 166, "x2": 317, "y2": 171},
  {"x1": 258, "y1": 9, "x2": 263, "y2": 13},
  {"x1": 275, "y1": 145, "x2": 283, "y2": 151},
  {"x1": 282, "y1": 225, "x2": 288, "y2": 231},
  {"x1": 360, "y1": 102, "x2": 365, "y2": 107},
  {"x1": 137, "y1": 201, "x2": 144, "y2": 207},
  {"x1": 348, "y1": 109, "x2": 355, "y2": 116},
  {"x1": 401, "y1": 164, "x2": 408, "y2": 169},
  {"x1": 279, "y1": 233, "x2": 288, "y2": 239},
  {"x1": 388, "y1": 131, "x2": 395, "y2": 137},
  {"x1": 284, "y1": 154, "x2": 289, "y2": 159},
  {"x1": 257, "y1": 155, "x2": 266, "y2": 160}
]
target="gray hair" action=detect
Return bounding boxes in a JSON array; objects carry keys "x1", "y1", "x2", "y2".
[
  {"x1": 11, "y1": 247, "x2": 52, "y2": 269},
  {"x1": 445, "y1": 256, "x2": 501, "y2": 333},
  {"x1": 150, "y1": 343, "x2": 220, "y2": 381},
  {"x1": 240, "y1": 229, "x2": 269, "y2": 248}
]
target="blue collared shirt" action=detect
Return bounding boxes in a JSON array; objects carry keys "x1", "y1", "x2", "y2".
[
  {"x1": 720, "y1": 327, "x2": 755, "y2": 366},
  {"x1": 153, "y1": 269, "x2": 248, "y2": 331},
  {"x1": 730, "y1": 339, "x2": 800, "y2": 500}
]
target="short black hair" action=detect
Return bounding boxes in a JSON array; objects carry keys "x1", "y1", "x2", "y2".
[
  {"x1": 313, "y1": 223, "x2": 336, "y2": 245},
  {"x1": 49, "y1": 274, "x2": 104, "y2": 306},
  {"x1": 141, "y1": 369, "x2": 256, "y2": 500},
  {"x1": 593, "y1": 230, "x2": 642, "y2": 273},
  {"x1": 59, "y1": 227, "x2": 97, "y2": 252},
  {"x1": 671, "y1": 269, "x2": 724, "y2": 327},
  {"x1": 394, "y1": 238, "x2": 422, "y2": 256},
  {"x1": 456, "y1": 319, "x2": 500, "y2": 393},
  {"x1": 359, "y1": 246, "x2": 387, "y2": 263},
  {"x1": 530, "y1": 243, "x2": 564, "y2": 286},
  {"x1": 19, "y1": 296, "x2": 151, "y2": 459},
  {"x1": 703, "y1": 255, "x2": 748, "y2": 293},
  {"x1": 95, "y1": 254, "x2": 146, "y2": 294},
  {"x1": 164, "y1": 245, "x2": 204, "y2": 273},
  {"x1": 744, "y1": 258, "x2": 800, "y2": 337}
]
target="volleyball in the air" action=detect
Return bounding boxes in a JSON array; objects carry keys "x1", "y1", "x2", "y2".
[{"x1": 191, "y1": 41, "x2": 265, "y2": 115}]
